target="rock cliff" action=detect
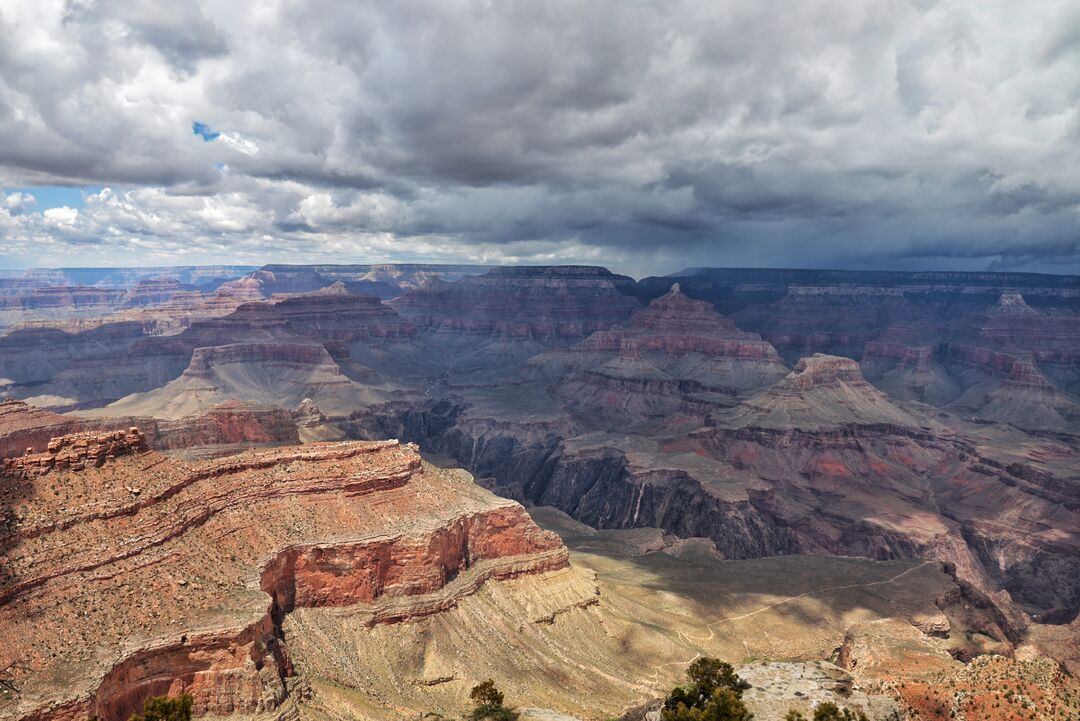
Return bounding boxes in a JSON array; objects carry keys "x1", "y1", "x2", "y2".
[
  {"x1": 0, "y1": 436, "x2": 566, "y2": 721},
  {"x1": 390, "y1": 266, "x2": 641, "y2": 343},
  {"x1": 0, "y1": 399, "x2": 301, "y2": 460}
]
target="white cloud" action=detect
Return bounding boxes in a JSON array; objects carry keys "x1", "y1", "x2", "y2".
[
  {"x1": 0, "y1": 0, "x2": 1078, "y2": 274},
  {"x1": 2, "y1": 192, "x2": 34, "y2": 212},
  {"x1": 217, "y1": 132, "x2": 260, "y2": 157},
  {"x1": 42, "y1": 206, "x2": 78, "y2": 226}
]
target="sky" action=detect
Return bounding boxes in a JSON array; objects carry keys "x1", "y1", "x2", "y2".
[{"x1": 0, "y1": 1, "x2": 1078, "y2": 277}]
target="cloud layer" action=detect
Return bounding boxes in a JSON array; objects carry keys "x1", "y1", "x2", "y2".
[{"x1": 1, "y1": 0, "x2": 1078, "y2": 275}]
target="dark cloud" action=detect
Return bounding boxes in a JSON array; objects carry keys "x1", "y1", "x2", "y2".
[{"x1": 0, "y1": 0, "x2": 1078, "y2": 275}]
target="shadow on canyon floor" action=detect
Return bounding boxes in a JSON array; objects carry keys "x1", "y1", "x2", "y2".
[{"x1": 529, "y1": 505, "x2": 960, "y2": 661}]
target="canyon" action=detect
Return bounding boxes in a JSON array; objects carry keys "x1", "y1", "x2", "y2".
[{"x1": 1, "y1": 263, "x2": 1078, "y2": 720}]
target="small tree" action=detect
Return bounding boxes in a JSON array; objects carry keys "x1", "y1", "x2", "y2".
[
  {"x1": 128, "y1": 693, "x2": 193, "y2": 721},
  {"x1": 661, "y1": 658, "x2": 752, "y2": 721},
  {"x1": 663, "y1": 657, "x2": 750, "y2": 715},
  {"x1": 469, "y1": 680, "x2": 518, "y2": 721}
]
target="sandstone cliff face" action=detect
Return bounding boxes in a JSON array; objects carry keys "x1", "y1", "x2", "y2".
[
  {"x1": 154, "y1": 402, "x2": 300, "y2": 450},
  {"x1": 0, "y1": 400, "x2": 89, "y2": 458},
  {"x1": 0, "y1": 436, "x2": 566, "y2": 721}
]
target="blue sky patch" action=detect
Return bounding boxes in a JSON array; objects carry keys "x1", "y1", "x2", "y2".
[
  {"x1": 193, "y1": 121, "x2": 220, "y2": 142},
  {"x1": 4, "y1": 185, "x2": 102, "y2": 210}
]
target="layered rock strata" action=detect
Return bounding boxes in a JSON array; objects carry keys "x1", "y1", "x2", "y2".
[
  {"x1": 0, "y1": 437, "x2": 566, "y2": 721},
  {"x1": 538, "y1": 285, "x2": 788, "y2": 420},
  {"x1": 98, "y1": 342, "x2": 403, "y2": 420},
  {"x1": 390, "y1": 266, "x2": 641, "y2": 342},
  {"x1": 0, "y1": 399, "x2": 301, "y2": 459},
  {"x1": 1, "y1": 427, "x2": 147, "y2": 478}
]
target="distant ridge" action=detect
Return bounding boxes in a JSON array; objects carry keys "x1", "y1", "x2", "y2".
[{"x1": 666, "y1": 266, "x2": 1080, "y2": 286}]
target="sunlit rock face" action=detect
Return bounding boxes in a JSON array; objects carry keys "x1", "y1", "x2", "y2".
[{"x1": 0, "y1": 437, "x2": 566, "y2": 721}]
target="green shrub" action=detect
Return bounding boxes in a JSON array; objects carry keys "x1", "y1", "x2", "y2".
[
  {"x1": 663, "y1": 657, "x2": 751, "y2": 714},
  {"x1": 661, "y1": 688, "x2": 752, "y2": 721},
  {"x1": 469, "y1": 680, "x2": 518, "y2": 721},
  {"x1": 128, "y1": 693, "x2": 193, "y2": 721},
  {"x1": 661, "y1": 658, "x2": 752, "y2": 721}
]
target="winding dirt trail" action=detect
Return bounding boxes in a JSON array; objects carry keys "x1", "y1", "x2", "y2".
[{"x1": 679, "y1": 560, "x2": 935, "y2": 644}]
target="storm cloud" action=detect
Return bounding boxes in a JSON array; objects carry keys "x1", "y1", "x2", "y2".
[{"x1": 0, "y1": 0, "x2": 1078, "y2": 275}]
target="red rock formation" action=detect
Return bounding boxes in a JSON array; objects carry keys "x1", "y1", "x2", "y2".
[
  {"x1": 154, "y1": 401, "x2": 300, "y2": 450},
  {"x1": 0, "y1": 399, "x2": 301, "y2": 460},
  {"x1": 537, "y1": 285, "x2": 788, "y2": 420},
  {"x1": 1, "y1": 427, "x2": 147, "y2": 478},
  {"x1": 0, "y1": 437, "x2": 566, "y2": 721},
  {"x1": 0, "y1": 400, "x2": 86, "y2": 458}
]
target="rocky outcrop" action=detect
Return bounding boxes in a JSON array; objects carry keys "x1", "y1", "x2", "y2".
[
  {"x1": 1, "y1": 427, "x2": 147, "y2": 478},
  {"x1": 0, "y1": 437, "x2": 567, "y2": 721},
  {"x1": 717, "y1": 354, "x2": 927, "y2": 429}
]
